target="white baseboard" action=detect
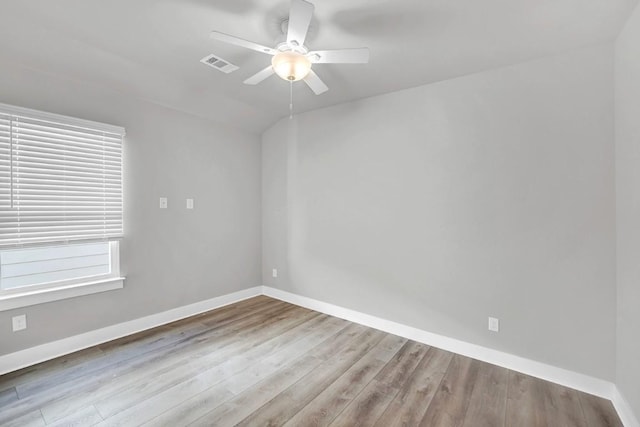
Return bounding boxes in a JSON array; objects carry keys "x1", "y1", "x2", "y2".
[
  {"x1": 0, "y1": 286, "x2": 262, "y2": 375},
  {"x1": 613, "y1": 386, "x2": 640, "y2": 427},
  {"x1": 1, "y1": 284, "x2": 636, "y2": 427},
  {"x1": 262, "y1": 286, "x2": 615, "y2": 400}
]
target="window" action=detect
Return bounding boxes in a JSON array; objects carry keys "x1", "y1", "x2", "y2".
[{"x1": 0, "y1": 103, "x2": 125, "y2": 310}]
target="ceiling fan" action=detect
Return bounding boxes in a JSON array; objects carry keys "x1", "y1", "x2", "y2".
[{"x1": 209, "y1": 0, "x2": 370, "y2": 95}]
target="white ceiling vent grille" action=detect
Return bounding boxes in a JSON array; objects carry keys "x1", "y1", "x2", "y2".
[{"x1": 200, "y1": 54, "x2": 239, "y2": 74}]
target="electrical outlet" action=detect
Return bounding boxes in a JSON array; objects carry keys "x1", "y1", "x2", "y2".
[
  {"x1": 159, "y1": 197, "x2": 168, "y2": 209},
  {"x1": 272, "y1": 268, "x2": 278, "y2": 278},
  {"x1": 12, "y1": 314, "x2": 27, "y2": 332},
  {"x1": 186, "y1": 198, "x2": 194, "y2": 209},
  {"x1": 488, "y1": 317, "x2": 500, "y2": 332}
]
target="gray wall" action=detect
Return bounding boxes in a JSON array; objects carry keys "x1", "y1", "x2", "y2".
[
  {"x1": 615, "y1": 1, "x2": 640, "y2": 418},
  {"x1": 0, "y1": 60, "x2": 262, "y2": 355},
  {"x1": 263, "y1": 44, "x2": 616, "y2": 381}
]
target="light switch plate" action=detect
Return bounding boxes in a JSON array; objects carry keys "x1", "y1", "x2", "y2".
[
  {"x1": 12, "y1": 314, "x2": 27, "y2": 332},
  {"x1": 186, "y1": 199, "x2": 194, "y2": 209},
  {"x1": 488, "y1": 317, "x2": 500, "y2": 332},
  {"x1": 159, "y1": 197, "x2": 168, "y2": 209}
]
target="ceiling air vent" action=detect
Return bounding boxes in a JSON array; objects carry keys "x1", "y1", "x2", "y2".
[{"x1": 200, "y1": 54, "x2": 239, "y2": 74}]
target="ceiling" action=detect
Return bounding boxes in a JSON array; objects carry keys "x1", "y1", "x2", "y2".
[{"x1": 0, "y1": 0, "x2": 637, "y2": 134}]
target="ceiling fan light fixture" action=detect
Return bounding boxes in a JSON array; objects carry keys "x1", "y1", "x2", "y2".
[{"x1": 271, "y1": 51, "x2": 311, "y2": 81}]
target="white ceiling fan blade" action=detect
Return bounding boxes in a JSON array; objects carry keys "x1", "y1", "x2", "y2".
[
  {"x1": 210, "y1": 31, "x2": 276, "y2": 55},
  {"x1": 307, "y1": 48, "x2": 370, "y2": 64},
  {"x1": 243, "y1": 66, "x2": 275, "y2": 85},
  {"x1": 287, "y1": 0, "x2": 314, "y2": 47},
  {"x1": 303, "y1": 70, "x2": 328, "y2": 95}
]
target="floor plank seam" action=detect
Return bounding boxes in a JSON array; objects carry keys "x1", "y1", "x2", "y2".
[
  {"x1": 419, "y1": 350, "x2": 455, "y2": 425},
  {"x1": 324, "y1": 338, "x2": 408, "y2": 426},
  {"x1": 503, "y1": 367, "x2": 510, "y2": 427},
  {"x1": 459, "y1": 361, "x2": 491, "y2": 426}
]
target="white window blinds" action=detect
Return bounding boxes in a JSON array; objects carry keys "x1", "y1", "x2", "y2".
[{"x1": 0, "y1": 103, "x2": 124, "y2": 248}]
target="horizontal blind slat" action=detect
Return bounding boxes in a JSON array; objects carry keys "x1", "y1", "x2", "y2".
[
  {"x1": 12, "y1": 145, "x2": 122, "y2": 164},
  {"x1": 13, "y1": 138, "x2": 122, "y2": 157},
  {"x1": 14, "y1": 119, "x2": 122, "y2": 140}
]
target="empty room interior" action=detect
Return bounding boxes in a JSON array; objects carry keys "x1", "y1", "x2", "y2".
[{"x1": 1, "y1": 0, "x2": 640, "y2": 425}]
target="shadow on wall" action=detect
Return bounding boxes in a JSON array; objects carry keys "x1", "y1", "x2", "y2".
[{"x1": 281, "y1": 113, "x2": 482, "y2": 345}]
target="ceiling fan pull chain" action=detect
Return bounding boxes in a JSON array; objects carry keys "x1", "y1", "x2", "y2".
[{"x1": 290, "y1": 80, "x2": 294, "y2": 119}]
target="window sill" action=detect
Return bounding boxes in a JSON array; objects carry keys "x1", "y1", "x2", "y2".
[{"x1": 0, "y1": 277, "x2": 125, "y2": 312}]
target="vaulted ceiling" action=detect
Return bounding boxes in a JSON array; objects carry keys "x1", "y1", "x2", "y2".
[{"x1": 0, "y1": 0, "x2": 637, "y2": 133}]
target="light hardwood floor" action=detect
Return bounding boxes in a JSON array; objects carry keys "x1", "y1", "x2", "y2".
[{"x1": 0, "y1": 296, "x2": 622, "y2": 426}]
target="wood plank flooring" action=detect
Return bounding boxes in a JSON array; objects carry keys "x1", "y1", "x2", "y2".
[{"x1": 0, "y1": 296, "x2": 622, "y2": 426}]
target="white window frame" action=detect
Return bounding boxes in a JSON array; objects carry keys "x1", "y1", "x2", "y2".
[{"x1": 0, "y1": 241, "x2": 123, "y2": 311}]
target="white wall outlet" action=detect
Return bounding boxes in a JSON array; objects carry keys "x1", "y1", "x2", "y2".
[
  {"x1": 186, "y1": 198, "x2": 194, "y2": 209},
  {"x1": 159, "y1": 197, "x2": 168, "y2": 209},
  {"x1": 272, "y1": 268, "x2": 278, "y2": 278},
  {"x1": 488, "y1": 317, "x2": 500, "y2": 332},
  {"x1": 12, "y1": 314, "x2": 27, "y2": 332}
]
